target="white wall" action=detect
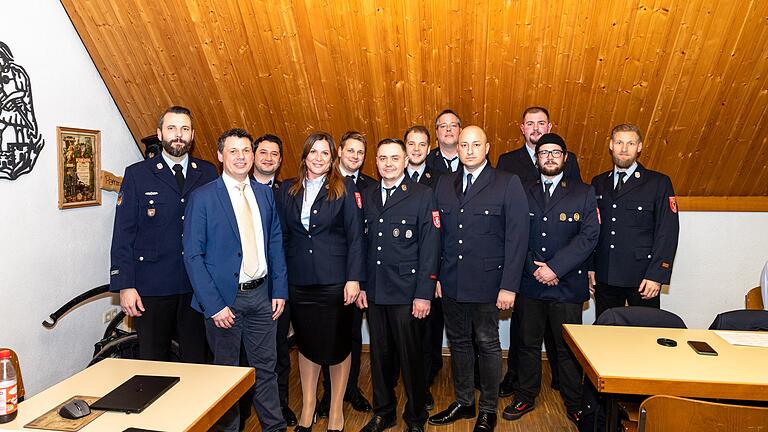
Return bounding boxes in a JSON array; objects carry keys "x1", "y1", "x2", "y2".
[{"x1": 0, "y1": 1, "x2": 141, "y2": 395}]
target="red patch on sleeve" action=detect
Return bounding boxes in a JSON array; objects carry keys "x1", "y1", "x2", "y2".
[
  {"x1": 430, "y1": 274, "x2": 438, "y2": 280},
  {"x1": 596, "y1": 207, "x2": 601, "y2": 224},
  {"x1": 432, "y1": 211, "x2": 441, "y2": 229},
  {"x1": 354, "y1": 192, "x2": 362, "y2": 209},
  {"x1": 669, "y1": 196, "x2": 678, "y2": 213}
]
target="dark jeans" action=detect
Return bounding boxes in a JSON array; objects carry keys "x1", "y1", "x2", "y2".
[
  {"x1": 503, "y1": 302, "x2": 560, "y2": 387},
  {"x1": 276, "y1": 302, "x2": 292, "y2": 404},
  {"x1": 134, "y1": 292, "x2": 207, "y2": 362},
  {"x1": 204, "y1": 287, "x2": 285, "y2": 432},
  {"x1": 422, "y1": 296, "x2": 444, "y2": 388},
  {"x1": 442, "y1": 297, "x2": 501, "y2": 413},
  {"x1": 594, "y1": 282, "x2": 660, "y2": 320},
  {"x1": 322, "y1": 305, "x2": 363, "y2": 397},
  {"x1": 368, "y1": 302, "x2": 427, "y2": 426},
  {"x1": 515, "y1": 296, "x2": 583, "y2": 412}
]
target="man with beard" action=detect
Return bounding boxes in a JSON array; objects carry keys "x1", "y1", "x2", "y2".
[
  {"x1": 425, "y1": 110, "x2": 463, "y2": 175},
  {"x1": 110, "y1": 105, "x2": 217, "y2": 362},
  {"x1": 589, "y1": 124, "x2": 679, "y2": 318},
  {"x1": 502, "y1": 133, "x2": 598, "y2": 425}
]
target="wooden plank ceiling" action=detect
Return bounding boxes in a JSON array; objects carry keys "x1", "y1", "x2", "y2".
[{"x1": 61, "y1": 0, "x2": 768, "y2": 202}]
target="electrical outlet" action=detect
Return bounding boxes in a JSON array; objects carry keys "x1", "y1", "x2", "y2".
[{"x1": 102, "y1": 307, "x2": 120, "y2": 324}]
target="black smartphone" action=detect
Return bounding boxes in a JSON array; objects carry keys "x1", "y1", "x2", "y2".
[{"x1": 687, "y1": 340, "x2": 718, "y2": 356}]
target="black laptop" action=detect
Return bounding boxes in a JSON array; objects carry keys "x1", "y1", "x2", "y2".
[{"x1": 91, "y1": 375, "x2": 180, "y2": 413}]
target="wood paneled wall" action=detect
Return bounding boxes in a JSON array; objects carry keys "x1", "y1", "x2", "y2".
[{"x1": 61, "y1": 0, "x2": 768, "y2": 205}]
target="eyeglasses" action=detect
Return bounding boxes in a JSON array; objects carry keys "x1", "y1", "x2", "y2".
[
  {"x1": 437, "y1": 123, "x2": 460, "y2": 130},
  {"x1": 536, "y1": 150, "x2": 564, "y2": 158}
]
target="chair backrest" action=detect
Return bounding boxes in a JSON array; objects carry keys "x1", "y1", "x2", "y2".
[
  {"x1": 709, "y1": 309, "x2": 768, "y2": 331},
  {"x1": 745, "y1": 286, "x2": 764, "y2": 310},
  {"x1": 638, "y1": 395, "x2": 768, "y2": 432},
  {"x1": 0, "y1": 348, "x2": 24, "y2": 401},
  {"x1": 595, "y1": 306, "x2": 687, "y2": 329}
]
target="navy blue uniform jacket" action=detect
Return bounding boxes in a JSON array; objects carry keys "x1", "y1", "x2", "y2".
[
  {"x1": 277, "y1": 178, "x2": 366, "y2": 286},
  {"x1": 110, "y1": 155, "x2": 217, "y2": 296},
  {"x1": 434, "y1": 167, "x2": 530, "y2": 303},
  {"x1": 182, "y1": 177, "x2": 288, "y2": 318},
  {"x1": 590, "y1": 163, "x2": 679, "y2": 287},
  {"x1": 361, "y1": 181, "x2": 441, "y2": 305},
  {"x1": 425, "y1": 147, "x2": 462, "y2": 175},
  {"x1": 408, "y1": 165, "x2": 441, "y2": 189},
  {"x1": 496, "y1": 146, "x2": 582, "y2": 183},
  {"x1": 521, "y1": 178, "x2": 599, "y2": 303}
]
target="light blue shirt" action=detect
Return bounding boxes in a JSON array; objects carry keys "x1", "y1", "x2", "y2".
[
  {"x1": 463, "y1": 160, "x2": 488, "y2": 192},
  {"x1": 301, "y1": 174, "x2": 326, "y2": 231},
  {"x1": 381, "y1": 175, "x2": 405, "y2": 206},
  {"x1": 613, "y1": 162, "x2": 638, "y2": 188},
  {"x1": 161, "y1": 152, "x2": 188, "y2": 177},
  {"x1": 406, "y1": 164, "x2": 426, "y2": 181},
  {"x1": 541, "y1": 172, "x2": 564, "y2": 197},
  {"x1": 339, "y1": 166, "x2": 359, "y2": 183},
  {"x1": 525, "y1": 144, "x2": 537, "y2": 165},
  {"x1": 438, "y1": 149, "x2": 460, "y2": 172}
]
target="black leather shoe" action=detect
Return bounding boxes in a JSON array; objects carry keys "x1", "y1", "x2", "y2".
[
  {"x1": 428, "y1": 402, "x2": 476, "y2": 425},
  {"x1": 473, "y1": 412, "x2": 497, "y2": 432},
  {"x1": 282, "y1": 404, "x2": 298, "y2": 426},
  {"x1": 345, "y1": 389, "x2": 372, "y2": 412},
  {"x1": 359, "y1": 415, "x2": 396, "y2": 432},
  {"x1": 316, "y1": 397, "x2": 330, "y2": 419},
  {"x1": 498, "y1": 377, "x2": 515, "y2": 398},
  {"x1": 294, "y1": 425, "x2": 312, "y2": 432},
  {"x1": 406, "y1": 424, "x2": 424, "y2": 432},
  {"x1": 502, "y1": 400, "x2": 534, "y2": 421},
  {"x1": 424, "y1": 390, "x2": 435, "y2": 411}
]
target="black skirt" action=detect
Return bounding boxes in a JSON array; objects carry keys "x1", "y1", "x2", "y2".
[{"x1": 289, "y1": 283, "x2": 353, "y2": 365}]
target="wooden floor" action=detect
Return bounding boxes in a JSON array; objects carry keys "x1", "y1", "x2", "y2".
[{"x1": 244, "y1": 350, "x2": 578, "y2": 432}]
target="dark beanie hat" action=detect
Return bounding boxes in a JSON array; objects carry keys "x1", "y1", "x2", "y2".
[{"x1": 535, "y1": 133, "x2": 567, "y2": 153}]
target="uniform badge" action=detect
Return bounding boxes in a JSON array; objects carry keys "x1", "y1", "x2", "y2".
[
  {"x1": 110, "y1": 269, "x2": 119, "y2": 276},
  {"x1": 393, "y1": 228, "x2": 400, "y2": 237},
  {"x1": 561, "y1": 180, "x2": 567, "y2": 188},
  {"x1": 117, "y1": 191, "x2": 123, "y2": 206},
  {"x1": 354, "y1": 191, "x2": 362, "y2": 208},
  {"x1": 661, "y1": 261, "x2": 671, "y2": 269},
  {"x1": 635, "y1": 171, "x2": 641, "y2": 178},
  {"x1": 147, "y1": 208, "x2": 156, "y2": 217},
  {"x1": 144, "y1": 191, "x2": 158, "y2": 196},
  {"x1": 596, "y1": 208, "x2": 601, "y2": 224},
  {"x1": 156, "y1": 163, "x2": 163, "y2": 169},
  {"x1": 669, "y1": 196, "x2": 678, "y2": 213},
  {"x1": 405, "y1": 229, "x2": 413, "y2": 239},
  {"x1": 191, "y1": 161, "x2": 198, "y2": 169},
  {"x1": 574, "y1": 212, "x2": 580, "y2": 221},
  {"x1": 432, "y1": 211, "x2": 441, "y2": 229},
  {"x1": 560, "y1": 213, "x2": 566, "y2": 221},
  {"x1": 425, "y1": 172, "x2": 431, "y2": 179},
  {"x1": 402, "y1": 184, "x2": 407, "y2": 191}
]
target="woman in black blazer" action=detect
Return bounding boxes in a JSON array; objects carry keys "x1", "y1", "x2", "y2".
[{"x1": 278, "y1": 132, "x2": 365, "y2": 432}]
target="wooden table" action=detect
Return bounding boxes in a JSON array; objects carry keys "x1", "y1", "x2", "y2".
[
  {"x1": 0, "y1": 358, "x2": 254, "y2": 431},
  {"x1": 562, "y1": 324, "x2": 768, "y2": 429}
]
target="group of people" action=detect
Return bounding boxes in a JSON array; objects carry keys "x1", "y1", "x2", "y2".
[{"x1": 109, "y1": 105, "x2": 680, "y2": 432}]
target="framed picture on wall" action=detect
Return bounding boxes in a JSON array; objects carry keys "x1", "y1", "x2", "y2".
[{"x1": 57, "y1": 126, "x2": 101, "y2": 209}]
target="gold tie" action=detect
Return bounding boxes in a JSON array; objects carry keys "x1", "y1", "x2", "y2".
[{"x1": 236, "y1": 183, "x2": 260, "y2": 278}]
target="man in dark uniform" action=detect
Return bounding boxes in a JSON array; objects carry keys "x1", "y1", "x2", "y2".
[
  {"x1": 318, "y1": 131, "x2": 374, "y2": 415},
  {"x1": 404, "y1": 125, "x2": 442, "y2": 409},
  {"x1": 110, "y1": 105, "x2": 217, "y2": 362},
  {"x1": 495, "y1": 107, "x2": 581, "y2": 397},
  {"x1": 589, "y1": 123, "x2": 679, "y2": 318},
  {"x1": 425, "y1": 110, "x2": 463, "y2": 175},
  {"x1": 429, "y1": 126, "x2": 529, "y2": 432},
  {"x1": 502, "y1": 133, "x2": 598, "y2": 425},
  {"x1": 357, "y1": 138, "x2": 441, "y2": 432}
]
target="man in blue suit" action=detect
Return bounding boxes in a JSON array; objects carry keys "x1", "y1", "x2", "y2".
[{"x1": 183, "y1": 128, "x2": 288, "y2": 432}]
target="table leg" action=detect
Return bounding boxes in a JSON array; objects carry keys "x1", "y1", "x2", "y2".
[{"x1": 606, "y1": 394, "x2": 619, "y2": 432}]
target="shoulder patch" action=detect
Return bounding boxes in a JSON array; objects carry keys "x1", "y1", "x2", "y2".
[
  {"x1": 354, "y1": 191, "x2": 362, "y2": 209},
  {"x1": 669, "y1": 196, "x2": 678, "y2": 213},
  {"x1": 432, "y1": 210, "x2": 441, "y2": 229},
  {"x1": 117, "y1": 191, "x2": 123, "y2": 206}
]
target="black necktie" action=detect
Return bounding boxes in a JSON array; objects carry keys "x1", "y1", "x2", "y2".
[
  {"x1": 444, "y1": 156, "x2": 458, "y2": 172},
  {"x1": 267, "y1": 180, "x2": 273, "y2": 187},
  {"x1": 464, "y1": 173, "x2": 473, "y2": 195},
  {"x1": 544, "y1": 180, "x2": 553, "y2": 205},
  {"x1": 346, "y1": 174, "x2": 356, "y2": 183},
  {"x1": 615, "y1": 171, "x2": 626, "y2": 193},
  {"x1": 172, "y1": 164, "x2": 184, "y2": 191},
  {"x1": 383, "y1": 186, "x2": 397, "y2": 205},
  {"x1": 411, "y1": 170, "x2": 419, "y2": 183}
]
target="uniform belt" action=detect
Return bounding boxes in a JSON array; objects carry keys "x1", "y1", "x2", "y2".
[{"x1": 239, "y1": 276, "x2": 267, "y2": 291}]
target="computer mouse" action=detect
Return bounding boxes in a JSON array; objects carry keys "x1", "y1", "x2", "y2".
[{"x1": 58, "y1": 398, "x2": 91, "y2": 419}]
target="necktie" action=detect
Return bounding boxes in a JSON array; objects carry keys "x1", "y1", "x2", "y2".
[
  {"x1": 411, "y1": 170, "x2": 419, "y2": 183},
  {"x1": 267, "y1": 180, "x2": 273, "y2": 187},
  {"x1": 544, "y1": 180, "x2": 553, "y2": 205},
  {"x1": 464, "y1": 173, "x2": 473, "y2": 195},
  {"x1": 235, "y1": 183, "x2": 260, "y2": 279},
  {"x1": 172, "y1": 164, "x2": 184, "y2": 191},
  {"x1": 444, "y1": 156, "x2": 458, "y2": 172},
  {"x1": 346, "y1": 174, "x2": 356, "y2": 183},
  {"x1": 615, "y1": 171, "x2": 627, "y2": 193},
  {"x1": 383, "y1": 186, "x2": 397, "y2": 205}
]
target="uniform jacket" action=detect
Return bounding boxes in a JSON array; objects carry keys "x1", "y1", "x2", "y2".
[
  {"x1": 496, "y1": 146, "x2": 582, "y2": 183},
  {"x1": 407, "y1": 165, "x2": 441, "y2": 189},
  {"x1": 277, "y1": 177, "x2": 365, "y2": 286},
  {"x1": 434, "y1": 167, "x2": 530, "y2": 303},
  {"x1": 361, "y1": 180, "x2": 441, "y2": 305},
  {"x1": 355, "y1": 172, "x2": 377, "y2": 191},
  {"x1": 425, "y1": 147, "x2": 462, "y2": 175},
  {"x1": 521, "y1": 177, "x2": 599, "y2": 303},
  {"x1": 182, "y1": 177, "x2": 288, "y2": 318},
  {"x1": 590, "y1": 163, "x2": 679, "y2": 287},
  {"x1": 110, "y1": 154, "x2": 217, "y2": 296}
]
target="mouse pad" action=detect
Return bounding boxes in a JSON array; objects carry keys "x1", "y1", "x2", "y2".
[{"x1": 24, "y1": 395, "x2": 105, "y2": 431}]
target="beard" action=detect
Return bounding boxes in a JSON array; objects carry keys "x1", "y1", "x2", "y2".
[
  {"x1": 162, "y1": 137, "x2": 192, "y2": 157},
  {"x1": 539, "y1": 161, "x2": 565, "y2": 177},
  {"x1": 612, "y1": 154, "x2": 637, "y2": 169}
]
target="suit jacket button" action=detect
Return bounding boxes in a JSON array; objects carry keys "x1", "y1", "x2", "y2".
[
  {"x1": 237, "y1": 252, "x2": 242, "y2": 257},
  {"x1": 458, "y1": 255, "x2": 463, "y2": 260},
  {"x1": 543, "y1": 217, "x2": 548, "y2": 221},
  {"x1": 234, "y1": 272, "x2": 239, "y2": 277},
  {"x1": 139, "y1": 256, "x2": 144, "y2": 261},
  {"x1": 181, "y1": 198, "x2": 185, "y2": 203}
]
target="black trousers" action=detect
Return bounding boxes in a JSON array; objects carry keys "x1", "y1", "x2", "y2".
[
  {"x1": 133, "y1": 292, "x2": 207, "y2": 363},
  {"x1": 422, "y1": 296, "x2": 444, "y2": 388},
  {"x1": 322, "y1": 305, "x2": 363, "y2": 397},
  {"x1": 275, "y1": 302, "x2": 292, "y2": 404},
  {"x1": 442, "y1": 297, "x2": 501, "y2": 413},
  {"x1": 368, "y1": 302, "x2": 428, "y2": 426},
  {"x1": 504, "y1": 301, "x2": 560, "y2": 387},
  {"x1": 594, "y1": 282, "x2": 660, "y2": 320},
  {"x1": 515, "y1": 296, "x2": 583, "y2": 412}
]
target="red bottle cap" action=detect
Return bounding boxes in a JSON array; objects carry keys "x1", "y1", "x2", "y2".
[{"x1": 0, "y1": 349, "x2": 11, "y2": 359}]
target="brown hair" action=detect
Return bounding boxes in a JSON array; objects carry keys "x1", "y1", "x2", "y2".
[
  {"x1": 610, "y1": 124, "x2": 643, "y2": 143},
  {"x1": 521, "y1": 106, "x2": 550, "y2": 122},
  {"x1": 289, "y1": 132, "x2": 346, "y2": 200},
  {"x1": 404, "y1": 125, "x2": 430, "y2": 144},
  {"x1": 340, "y1": 130, "x2": 368, "y2": 150}
]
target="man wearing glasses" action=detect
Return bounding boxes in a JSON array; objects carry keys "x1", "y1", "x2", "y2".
[
  {"x1": 502, "y1": 133, "x2": 598, "y2": 425},
  {"x1": 425, "y1": 109, "x2": 463, "y2": 175}
]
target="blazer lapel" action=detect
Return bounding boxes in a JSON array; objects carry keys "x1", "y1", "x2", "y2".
[
  {"x1": 151, "y1": 156, "x2": 182, "y2": 194},
  {"x1": 529, "y1": 180, "x2": 547, "y2": 211},
  {"x1": 383, "y1": 183, "x2": 409, "y2": 210},
  {"x1": 453, "y1": 172, "x2": 464, "y2": 200},
  {"x1": 546, "y1": 178, "x2": 569, "y2": 211},
  {"x1": 183, "y1": 158, "x2": 203, "y2": 196},
  {"x1": 251, "y1": 179, "x2": 270, "y2": 234},
  {"x1": 616, "y1": 164, "x2": 646, "y2": 199},
  {"x1": 461, "y1": 168, "x2": 491, "y2": 205},
  {"x1": 215, "y1": 178, "x2": 241, "y2": 240}
]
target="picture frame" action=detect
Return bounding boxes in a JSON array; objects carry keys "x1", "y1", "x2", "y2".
[{"x1": 57, "y1": 127, "x2": 101, "y2": 209}]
